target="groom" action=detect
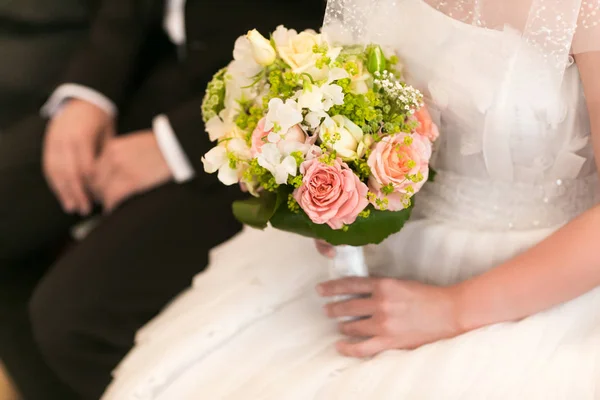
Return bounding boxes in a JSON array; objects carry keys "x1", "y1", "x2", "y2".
[{"x1": 0, "y1": 0, "x2": 325, "y2": 399}]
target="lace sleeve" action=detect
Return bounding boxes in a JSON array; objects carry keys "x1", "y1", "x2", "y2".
[{"x1": 573, "y1": 1, "x2": 600, "y2": 54}]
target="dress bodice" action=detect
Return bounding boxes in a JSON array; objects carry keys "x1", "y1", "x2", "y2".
[{"x1": 378, "y1": 0, "x2": 599, "y2": 230}]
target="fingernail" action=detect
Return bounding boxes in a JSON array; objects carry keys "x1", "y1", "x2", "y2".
[{"x1": 316, "y1": 285, "x2": 324, "y2": 296}]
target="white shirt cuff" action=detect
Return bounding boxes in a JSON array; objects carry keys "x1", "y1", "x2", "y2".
[
  {"x1": 41, "y1": 83, "x2": 117, "y2": 118},
  {"x1": 153, "y1": 114, "x2": 195, "y2": 182}
]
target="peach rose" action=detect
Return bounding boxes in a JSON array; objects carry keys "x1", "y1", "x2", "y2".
[
  {"x1": 414, "y1": 106, "x2": 440, "y2": 142},
  {"x1": 250, "y1": 118, "x2": 306, "y2": 157},
  {"x1": 367, "y1": 133, "x2": 432, "y2": 211},
  {"x1": 294, "y1": 158, "x2": 369, "y2": 230}
]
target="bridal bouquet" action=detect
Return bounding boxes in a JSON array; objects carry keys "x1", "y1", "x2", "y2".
[{"x1": 201, "y1": 26, "x2": 438, "y2": 247}]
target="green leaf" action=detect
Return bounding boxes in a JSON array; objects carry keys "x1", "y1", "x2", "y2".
[
  {"x1": 232, "y1": 190, "x2": 285, "y2": 229},
  {"x1": 270, "y1": 203, "x2": 413, "y2": 246},
  {"x1": 428, "y1": 167, "x2": 437, "y2": 183}
]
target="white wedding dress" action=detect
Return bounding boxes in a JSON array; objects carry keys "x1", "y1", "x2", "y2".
[{"x1": 102, "y1": 1, "x2": 600, "y2": 398}]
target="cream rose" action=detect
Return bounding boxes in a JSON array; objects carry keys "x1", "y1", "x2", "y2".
[
  {"x1": 319, "y1": 115, "x2": 369, "y2": 160},
  {"x1": 345, "y1": 56, "x2": 372, "y2": 94},
  {"x1": 246, "y1": 29, "x2": 277, "y2": 66},
  {"x1": 273, "y1": 26, "x2": 329, "y2": 81}
]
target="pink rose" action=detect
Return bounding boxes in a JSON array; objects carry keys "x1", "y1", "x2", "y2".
[
  {"x1": 414, "y1": 106, "x2": 440, "y2": 142},
  {"x1": 294, "y1": 158, "x2": 369, "y2": 230},
  {"x1": 250, "y1": 118, "x2": 307, "y2": 157},
  {"x1": 367, "y1": 133, "x2": 432, "y2": 211}
]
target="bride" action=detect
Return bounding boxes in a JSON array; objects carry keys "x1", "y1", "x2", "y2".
[{"x1": 103, "y1": 0, "x2": 600, "y2": 398}]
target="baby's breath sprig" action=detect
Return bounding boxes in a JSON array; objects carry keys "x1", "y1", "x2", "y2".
[{"x1": 373, "y1": 70, "x2": 423, "y2": 117}]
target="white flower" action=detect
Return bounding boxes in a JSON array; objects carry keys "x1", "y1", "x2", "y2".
[
  {"x1": 218, "y1": 37, "x2": 264, "y2": 122},
  {"x1": 246, "y1": 29, "x2": 277, "y2": 66},
  {"x1": 205, "y1": 115, "x2": 246, "y2": 142},
  {"x1": 296, "y1": 67, "x2": 347, "y2": 113},
  {"x1": 202, "y1": 138, "x2": 251, "y2": 185},
  {"x1": 327, "y1": 67, "x2": 349, "y2": 83},
  {"x1": 297, "y1": 83, "x2": 345, "y2": 112},
  {"x1": 320, "y1": 115, "x2": 365, "y2": 160},
  {"x1": 264, "y1": 98, "x2": 303, "y2": 135},
  {"x1": 305, "y1": 110, "x2": 327, "y2": 129},
  {"x1": 257, "y1": 143, "x2": 298, "y2": 185},
  {"x1": 202, "y1": 118, "x2": 252, "y2": 186},
  {"x1": 233, "y1": 36, "x2": 260, "y2": 67}
]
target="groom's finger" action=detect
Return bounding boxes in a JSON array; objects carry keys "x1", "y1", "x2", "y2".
[
  {"x1": 317, "y1": 277, "x2": 374, "y2": 297},
  {"x1": 324, "y1": 298, "x2": 376, "y2": 318}
]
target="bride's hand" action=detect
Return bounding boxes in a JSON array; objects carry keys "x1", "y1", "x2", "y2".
[
  {"x1": 317, "y1": 277, "x2": 464, "y2": 357},
  {"x1": 314, "y1": 240, "x2": 336, "y2": 258}
]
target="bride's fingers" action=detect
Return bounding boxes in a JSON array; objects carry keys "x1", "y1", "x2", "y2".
[
  {"x1": 315, "y1": 240, "x2": 336, "y2": 258},
  {"x1": 317, "y1": 277, "x2": 374, "y2": 297},
  {"x1": 338, "y1": 318, "x2": 379, "y2": 338},
  {"x1": 336, "y1": 336, "x2": 393, "y2": 358},
  {"x1": 324, "y1": 298, "x2": 376, "y2": 318}
]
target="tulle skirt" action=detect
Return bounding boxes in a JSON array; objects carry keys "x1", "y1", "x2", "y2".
[{"x1": 102, "y1": 220, "x2": 600, "y2": 400}]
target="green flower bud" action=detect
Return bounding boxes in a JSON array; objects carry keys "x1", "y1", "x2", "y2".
[{"x1": 366, "y1": 45, "x2": 386, "y2": 74}]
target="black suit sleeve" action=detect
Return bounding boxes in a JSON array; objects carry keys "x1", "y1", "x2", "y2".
[
  {"x1": 165, "y1": 96, "x2": 209, "y2": 175},
  {"x1": 61, "y1": 0, "x2": 162, "y2": 107}
]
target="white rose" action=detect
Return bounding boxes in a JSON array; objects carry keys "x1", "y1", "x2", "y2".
[
  {"x1": 273, "y1": 26, "x2": 329, "y2": 81},
  {"x1": 246, "y1": 29, "x2": 277, "y2": 66},
  {"x1": 319, "y1": 115, "x2": 365, "y2": 160}
]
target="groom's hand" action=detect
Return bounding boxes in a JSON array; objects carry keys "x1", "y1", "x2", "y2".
[
  {"x1": 90, "y1": 130, "x2": 173, "y2": 212},
  {"x1": 43, "y1": 99, "x2": 114, "y2": 215},
  {"x1": 317, "y1": 277, "x2": 464, "y2": 357}
]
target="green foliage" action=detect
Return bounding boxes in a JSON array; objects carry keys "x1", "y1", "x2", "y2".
[
  {"x1": 201, "y1": 68, "x2": 228, "y2": 123},
  {"x1": 235, "y1": 101, "x2": 266, "y2": 143},
  {"x1": 232, "y1": 190, "x2": 282, "y2": 229},
  {"x1": 232, "y1": 187, "x2": 414, "y2": 246},
  {"x1": 266, "y1": 61, "x2": 302, "y2": 101},
  {"x1": 243, "y1": 159, "x2": 278, "y2": 192}
]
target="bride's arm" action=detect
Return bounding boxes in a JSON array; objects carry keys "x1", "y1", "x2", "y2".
[
  {"x1": 454, "y1": 52, "x2": 600, "y2": 332},
  {"x1": 319, "y1": 53, "x2": 600, "y2": 357}
]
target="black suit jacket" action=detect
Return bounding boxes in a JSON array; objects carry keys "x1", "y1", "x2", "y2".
[
  {"x1": 60, "y1": 0, "x2": 326, "y2": 178},
  {"x1": 0, "y1": 0, "x2": 93, "y2": 126}
]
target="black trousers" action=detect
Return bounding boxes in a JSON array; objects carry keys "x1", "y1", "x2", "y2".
[{"x1": 0, "y1": 60, "x2": 242, "y2": 399}]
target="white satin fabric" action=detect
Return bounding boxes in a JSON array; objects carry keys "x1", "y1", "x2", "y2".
[{"x1": 102, "y1": 1, "x2": 600, "y2": 398}]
